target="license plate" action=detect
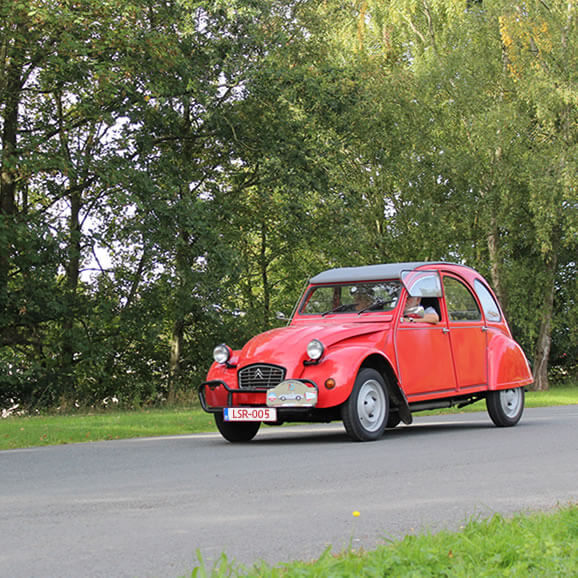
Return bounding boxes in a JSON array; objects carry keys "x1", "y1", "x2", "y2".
[{"x1": 223, "y1": 407, "x2": 277, "y2": 422}]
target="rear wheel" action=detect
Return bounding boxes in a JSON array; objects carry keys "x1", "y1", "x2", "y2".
[
  {"x1": 486, "y1": 387, "x2": 525, "y2": 427},
  {"x1": 214, "y1": 413, "x2": 261, "y2": 442},
  {"x1": 342, "y1": 368, "x2": 389, "y2": 441}
]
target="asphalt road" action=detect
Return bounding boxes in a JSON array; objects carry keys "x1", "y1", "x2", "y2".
[{"x1": 1, "y1": 406, "x2": 577, "y2": 578}]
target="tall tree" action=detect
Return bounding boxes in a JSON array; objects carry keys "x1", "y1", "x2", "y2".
[{"x1": 497, "y1": 1, "x2": 577, "y2": 388}]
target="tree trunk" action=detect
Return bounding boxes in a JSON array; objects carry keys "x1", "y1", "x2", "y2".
[
  {"x1": 168, "y1": 317, "x2": 185, "y2": 404},
  {"x1": 60, "y1": 188, "x2": 82, "y2": 388},
  {"x1": 166, "y1": 101, "x2": 196, "y2": 404},
  {"x1": 0, "y1": 55, "x2": 21, "y2": 316},
  {"x1": 532, "y1": 251, "x2": 558, "y2": 391},
  {"x1": 486, "y1": 216, "x2": 506, "y2": 308},
  {"x1": 168, "y1": 213, "x2": 192, "y2": 403},
  {"x1": 57, "y1": 92, "x2": 86, "y2": 389},
  {"x1": 260, "y1": 221, "x2": 270, "y2": 328}
]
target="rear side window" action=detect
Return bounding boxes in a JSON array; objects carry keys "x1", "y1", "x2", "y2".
[
  {"x1": 474, "y1": 280, "x2": 502, "y2": 322},
  {"x1": 443, "y1": 277, "x2": 482, "y2": 322}
]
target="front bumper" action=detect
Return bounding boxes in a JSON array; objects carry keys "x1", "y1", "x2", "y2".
[{"x1": 198, "y1": 379, "x2": 319, "y2": 413}]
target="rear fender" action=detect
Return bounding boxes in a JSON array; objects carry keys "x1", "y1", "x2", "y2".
[{"x1": 487, "y1": 330, "x2": 533, "y2": 390}]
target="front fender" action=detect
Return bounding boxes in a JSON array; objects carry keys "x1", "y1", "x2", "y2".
[
  {"x1": 300, "y1": 346, "x2": 392, "y2": 408},
  {"x1": 206, "y1": 360, "x2": 238, "y2": 386},
  {"x1": 487, "y1": 330, "x2": 533, "y2": 390}
]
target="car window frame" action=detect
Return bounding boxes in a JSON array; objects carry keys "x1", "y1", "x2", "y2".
[
  {"x1": 474, "y1": 279, "x2": 503, "y2": 323},
  {"x1": 298, "y1": 281, "x2": 402, "y2": 316},
  {"x1": 442, "y1": 275, "x2": 483, "y2": 323}
]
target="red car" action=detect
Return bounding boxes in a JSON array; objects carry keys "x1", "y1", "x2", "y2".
[{"x1": 199, "y1": 262, "x2": 533, "y2": 442}]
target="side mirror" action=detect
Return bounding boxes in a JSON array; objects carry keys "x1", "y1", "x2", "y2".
[{"x1": 404, "y1": 305, "x2": 425, "y2": 318}]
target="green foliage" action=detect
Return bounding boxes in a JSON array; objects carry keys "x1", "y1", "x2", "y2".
[{"x1": 1, "y1": 0, "x2": 576, "y2": 409}]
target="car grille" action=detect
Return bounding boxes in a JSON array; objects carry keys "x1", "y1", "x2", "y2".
[{"x1": 238, "y1": 364, "x2": 286, "y2": 390}]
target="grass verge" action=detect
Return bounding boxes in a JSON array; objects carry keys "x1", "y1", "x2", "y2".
[
  {"x1": 191, "y1": 505, "x2": 578, "y2": 577},
  {"x1": 1, "y1": 385, "x2": 576, "y2": 451},
  {"x1": 0, "y1": 406, "x2": 215, "y2": 450}
]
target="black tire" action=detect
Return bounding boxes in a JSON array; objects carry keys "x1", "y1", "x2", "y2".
[
  {"x1": 214, "y1": 413, "x2": 261, "y2": 442},
  {"x1": 386, "y1": 411, "x2": 401, "y2": 428},
  {"x1": 486, "y1": 387, "x2": 525, "y2": 427},
  {"x1": 342, "y1": 368, "x2": 389, "y2": 441}
]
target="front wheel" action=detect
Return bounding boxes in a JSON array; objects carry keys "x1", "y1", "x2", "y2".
[
  {"x1": 342, "y1": 368, "x2": 389, "y2": 441},
  {"x1": 486, "y1": 387, "x2": 525, "y2": 427},
  {"x1": 214, "y1": 413, "x2": 261, "y2": 442},
  {"x1": 386, "y1": 411, "x2": 401, "y2": 429}
]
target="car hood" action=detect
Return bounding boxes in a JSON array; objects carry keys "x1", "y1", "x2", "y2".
[{"x1": 238, "y1": 321, "x2": 389, "y2": 365}]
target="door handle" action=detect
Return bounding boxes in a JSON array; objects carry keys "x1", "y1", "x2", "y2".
[{"x1": 442, "y1": 327, "x2": 450, "y2": 334}]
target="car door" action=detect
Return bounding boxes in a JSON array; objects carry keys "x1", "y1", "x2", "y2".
[
  {"x1": 395, "y1": 271, "x2": 457, "y2": 398},
  {"x1": 442, "y1": 274, "x2": 488, "y2": 391}
]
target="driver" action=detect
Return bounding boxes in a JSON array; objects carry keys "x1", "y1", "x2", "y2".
[{"x1": 352, "y1": 286, "x2": 374, "y2": 311}]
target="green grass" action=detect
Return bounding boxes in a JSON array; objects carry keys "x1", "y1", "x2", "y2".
[
  {"x1": 524, "y1": 386, "x2": 578, "y2": 408},
  {"x1": 0, "y1": 405, "x2": 215, "y2": 450},
  {"x1": 1, "y1": 385, "x2": 576, "y2": 451},
  {"x1": 190, "y1": 505, "x2": 578, "y2": 577},
  {"x1": 422, "y1": 384, "x2": 578, "y2": 416}
]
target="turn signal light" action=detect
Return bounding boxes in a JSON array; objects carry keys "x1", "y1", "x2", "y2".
[{"x1": 325, "y1": 378, "x2": 336, "y2": 390}]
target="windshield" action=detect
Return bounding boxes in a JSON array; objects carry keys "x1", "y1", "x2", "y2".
[{"x1": 300, "y1": 281, "x2": 401, "y2": 315}]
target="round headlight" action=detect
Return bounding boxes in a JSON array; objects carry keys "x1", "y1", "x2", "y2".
[
  {"x1": 307, "y1": 339, "x2": 324, "y2": 361},
  {"x1": 213, "y1": 344, "x2": 231, "y2": 364}
]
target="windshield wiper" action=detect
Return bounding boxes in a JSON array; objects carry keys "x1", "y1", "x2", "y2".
[
  {"x1": 321, "y1": 304, "x2": 350, "y2": 316},
  {"x1": 357, "y1": 298, "x2": 393, "y2": 315}
]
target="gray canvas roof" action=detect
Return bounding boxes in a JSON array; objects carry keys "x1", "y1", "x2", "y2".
[{"x1": 310, "y1": 262, "x2": 432, "y2": 284}]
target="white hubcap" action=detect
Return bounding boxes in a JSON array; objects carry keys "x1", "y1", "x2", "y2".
[
  {"x1": 357, "y1": 380, "x2": 386, "y2": 432},
  {"x1": 500, "y1": 388, "x2": 522, "y2": 418}
]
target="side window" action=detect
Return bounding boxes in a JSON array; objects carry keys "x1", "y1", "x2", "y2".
[
  {"x1": 474, "y1": 280, "x2": 502, "y2": 322},
  {"x1": 420, "y1": 297, "x2": 442, "y2": 321},
  {"x1": 401, "y1": 270, "x2": 442, "y2": 297},
  {"x1": 443, "y1": 277, "x2": 482, "y2": 322}
]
